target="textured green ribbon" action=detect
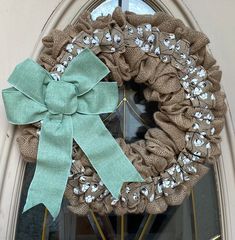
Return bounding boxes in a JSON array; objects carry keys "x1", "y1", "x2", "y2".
[{"x1": 2, "y1": 49, "x2": 143, "y2": 219}]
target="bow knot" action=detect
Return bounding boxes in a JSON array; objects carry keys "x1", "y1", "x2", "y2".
[{"x1": 45, "y1": 81, "x2": 77, "y2": 115}]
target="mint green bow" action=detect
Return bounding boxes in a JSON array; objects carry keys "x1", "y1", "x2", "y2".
[{"x1": 2, "y1": 49, "x2": 143, "y2": 219}]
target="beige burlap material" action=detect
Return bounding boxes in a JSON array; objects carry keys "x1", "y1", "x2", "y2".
[{"x1": 17, "y1": 7, "x2": 226, "y2": 215}]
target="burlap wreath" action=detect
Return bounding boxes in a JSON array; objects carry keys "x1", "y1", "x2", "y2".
[{"x1": 17, "y1": 7, "x2": 226, "y2": 215}]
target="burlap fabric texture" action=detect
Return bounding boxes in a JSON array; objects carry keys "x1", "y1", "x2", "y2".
[{"x1": 17, "y1": 7, "x2": 226, "y2": 215}]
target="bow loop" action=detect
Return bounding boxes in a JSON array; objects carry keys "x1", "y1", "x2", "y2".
[
  {"x1": 2, "y1": 87, "x2": 47, "y2": 124},
  {"x1": 77, "y1": 82, "x2": 118, "y2": 114},
  {"x1": 8, "y1": 59, "x2": 51, "y2": 105},
  {"x1": 61, "y1": 49, "x2": 110, "y2": 96}
]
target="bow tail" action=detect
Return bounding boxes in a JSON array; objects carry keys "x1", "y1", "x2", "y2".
[
  {"x1": 23, "y1": 113, "x2": 73, "y2": 219},
  {"x1": 72, "y1": 114, "x2": 144, "y2": 199}
]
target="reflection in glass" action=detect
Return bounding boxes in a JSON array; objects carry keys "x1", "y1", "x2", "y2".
[{"x1": 91, "y1": 0, "x2": 155, "y2": 20}]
